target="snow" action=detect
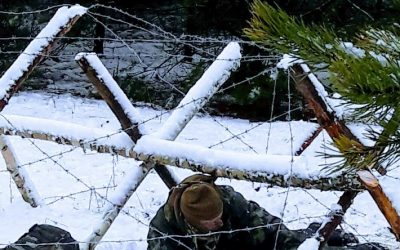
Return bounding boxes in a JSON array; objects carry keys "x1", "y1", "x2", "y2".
[
  {"x1": 0, "y1": 5, "x2": 87, "y2": 100},
  {"x1": 75, "y1": 53, "x2": 148, "y2": 136},
  {"x1": 0, "y1": 9, "x2": 398, "y2": 248},
  {"x1": 0, "y1": 91, "x2": 399, "y2": 249},
  {"x1": 154, "y1": 42, "x2": 241, "y2": 140},
  {"x1": 297, "y1": 237, "x2": 320, "y2": 250}
]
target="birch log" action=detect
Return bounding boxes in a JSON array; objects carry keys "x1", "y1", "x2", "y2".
[
  {"x1": 79, "y1": 43, "x2": 241, "y2": 249},
  {"x1": 76, "y1": 53, "x2": 177, "y2": 249},
  {"x1": 0, "y1": 119, "x2": 364, "y2": 191},
  {"x1": 0, "y1": 5, "x2": 86, "y2": 110},
  {"x1": 154, "y1": 42, "x2": 241, "y2": 140},
  {"x1": 83, "y1": 165, "x2": 150, "y2": 250},
  {"x1": 0, "y1": 135, "x2": 42, "y2": 207}
]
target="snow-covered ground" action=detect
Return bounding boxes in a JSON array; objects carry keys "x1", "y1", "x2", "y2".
[
  {"x1": 1, "y1": 3, "x2": 398, "y2": 250},
  {"x1": 0, "y1": 91, "x2": 398, "y2": 249}
]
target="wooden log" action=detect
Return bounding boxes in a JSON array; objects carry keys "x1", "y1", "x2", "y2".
[
  {"x1": 358, "y1": 170, "x2": 400, "y2": 240},
  {"x1": 0, "y1": 5, "x2": 86, "y2": 111},
  {"x1": 76, "y1": 53, "x2": 178, "y2": 188},
  {"x1": 154, "y1": 42, "x2": 241, "y2": 140},
  {"x1": 0, "y1": 135, "x2": 42, "y2": 207},
  {"x1": 290, "y1": 63, "x2": 400, "y2": 244},
  {"x1": 75, "y1": 53, "x2": 142, "y2": 142},
  {"x1": 83, "y1": 165, "x2": 150, "y2": 250},
  {"x1": 76, "y1": 53, "x2": 178, "y2": 249},
  {"x1": 0, "y1": 123, "x2": 365, "y2": 191},
  {"x1": 290, "y1": 64, "x2": 359, "y2": 142},
  {"x1": 136, "y1": 153, "x2": 364, "y2": 191},
  {"x1": 295, "y1": 126, "x2": 323, "y2": 156}
]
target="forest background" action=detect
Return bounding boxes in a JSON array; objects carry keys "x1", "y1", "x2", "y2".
[{"x1": 1, "y1": 0, "x2": 398, "y2": 122}]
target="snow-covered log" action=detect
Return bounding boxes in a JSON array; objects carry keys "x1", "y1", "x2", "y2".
[
  {"x1": 0, "y1": 135, "x2": 42, "y2": 207},
  {"x1": 0, "y1": 116, "x2": 365, "y2": 191},
  {"x1": 290, "y1": 63, "x2": 400, "y2": 242},
  {"x1": 134, "y1": 135, "x2": 363, "y2": 191},
  {"x1": 76, "y1": 52, "x2": 179, "y2": 188},
  {"x1": 154, "y1": 42, "x2": 241, "y2": 140},
  {"x1": 82, "y1": 166, "x2": 150, "y2": 250},
  {"x1": 75, "y1": 53, "x2": 145, "y2": 142},
  {"x1": 0, "y1": 114, "x2": 134, "y2": 157},
  {"x1": 76, "y1": 53, "x2": 179, "y2": 248},
  {"x1": 358, "y1": 170, "x2": 400, "y2": 240},
  {"x1": 0, "y1": 5, "x2": 86, "y2": 110}
]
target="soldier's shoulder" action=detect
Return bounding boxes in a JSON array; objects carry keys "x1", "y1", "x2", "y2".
[
  {"x1": 4, "y1": 224, "x2": 79, "y2": 250},
  {"x1": 218, "y1": 185, "x2": 248, "y2": 206}
]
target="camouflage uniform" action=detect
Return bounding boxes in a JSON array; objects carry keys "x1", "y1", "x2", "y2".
[
  {"x1": 1, "y1": 224, "x2": 79, "y2": 250},
  {"x1": 147, "y1": 175, "x2": 386, "y2": 250},
  {"x1": 147, "y1": 174, "x2": 307, "y2": 250}
]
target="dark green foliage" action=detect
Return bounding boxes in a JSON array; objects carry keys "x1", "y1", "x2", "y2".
[{"x1": 245, "y1": 0, "x2": 400, "y2": 172}]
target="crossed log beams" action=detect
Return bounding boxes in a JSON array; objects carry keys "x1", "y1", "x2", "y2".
[
  {"x1": 76, "y1": 42, "x2": 241, "y2": 249},
  {"x1": 290, "y1": 64, "x2": 400, "y2": 244},
  {"x1": 0, "y1": 115, "x2": 365, "y2": 191},
  {"x1": 75, "y1": 53, "x2": 178, "y2": 190},
  {"x1": 76, "y1": 53, "x2": 174, "y2": 250}
]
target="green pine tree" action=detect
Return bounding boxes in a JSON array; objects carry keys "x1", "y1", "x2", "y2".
[{"x1": 244, "y1": 0, "x2": 400, "y2": 173}]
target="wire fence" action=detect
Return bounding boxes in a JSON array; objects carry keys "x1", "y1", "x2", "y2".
[{"x1": 0, "y1": 3, "x2": 397, "y2": 250}]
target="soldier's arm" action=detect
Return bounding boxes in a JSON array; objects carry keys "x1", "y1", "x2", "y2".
[
  {"x1": 147, "y1": 208, "x2": 190, "y2": 250},
  {"x1": 226, "y1": 187, "x2": 306, "y2": 249}
]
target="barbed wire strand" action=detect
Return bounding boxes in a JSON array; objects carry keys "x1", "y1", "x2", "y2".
[{"x1": 0, "y1": 4, "x2": 396, "y2": 249}]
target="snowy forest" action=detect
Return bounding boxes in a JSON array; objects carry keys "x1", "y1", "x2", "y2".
[{"x1": 0, "y1": 0, "x2": 400, "y2": 249}]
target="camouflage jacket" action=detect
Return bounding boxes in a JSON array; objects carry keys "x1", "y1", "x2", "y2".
[
  {"x1": 1, "y1": 224, "x2": 79, "y2": 250},
  {"x1": 147, "y1": 175, "x2": 307, "y2": 250}
]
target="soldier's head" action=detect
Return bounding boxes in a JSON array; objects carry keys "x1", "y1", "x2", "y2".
[{"x1": 180, "y1": 182, "x2": 224, "y2": 232}]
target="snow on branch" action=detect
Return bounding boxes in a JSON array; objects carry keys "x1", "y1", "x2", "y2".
[
  {"x1": 134, "y1": 135, "x2": 363, "y2": 191},
  {"x1": 75, "y1": 52, "x2": 147, "y2": 141},
  {"x1": 76, "y1": 52, "x2": 179, "y2": 187},
  {"x1": 155, "y1": 42, "x2": 241, "y2": 140},
  {"x1": 0, "y1": 135, "x2": 43, "y2": 207},
  {"x1": 0, "y1": 114, "x2": 364, "y2": 191},
  {"x1": 83, "y1": 166, "x2": 149, "y2": 250},
  {"x1": 0, "y1": 114, "x2": 134, "y2": 155},
  {"x1": 0, "y1": 5, "x2": 86, "y2": 110}
]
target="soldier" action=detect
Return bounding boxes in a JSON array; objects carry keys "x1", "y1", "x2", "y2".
[{"x1": 147, "y1": 174, "x2": 386, "y2": 250}]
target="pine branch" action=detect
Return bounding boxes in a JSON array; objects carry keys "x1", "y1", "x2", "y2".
[{"x1": 245, "y1": 1, "x2": 400, "y2": 113}]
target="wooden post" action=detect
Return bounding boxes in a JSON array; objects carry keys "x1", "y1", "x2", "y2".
[
  {"x1": 358, "y1": 170, "x2": 400, "y2": 240},
  {"x1": 0, "y1": 5, "x2": 86, "y2": 111},
  {"x1": 290, "y1": 63, "x2": 400, "y2": 243},
  {"x1": 0, "y1": 135, "x2": 42, "y2": 207},
  {"x1": 84, "y1": 165, "x2": 150, "y2": 250},
  {"x1": 75, "y1": 53, "x2": 178, "y2": 188}
]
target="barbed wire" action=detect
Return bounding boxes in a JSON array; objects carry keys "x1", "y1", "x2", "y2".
[
  {"x1": 0, "y1": 3, "x2": 397, "y2": 249},
  {"x1": 0, "y1": 4, "x2": 72, "y2": 15},
  {"x1": 0, "y1": 216, "x2": 393, "y2": 248}
]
